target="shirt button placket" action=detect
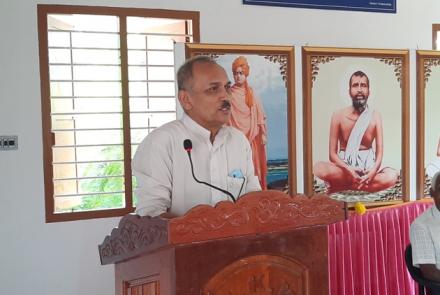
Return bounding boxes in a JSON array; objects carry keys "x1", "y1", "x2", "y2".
[{"x1": 209, "y1": 151, "x2": 217, "y2": 202}]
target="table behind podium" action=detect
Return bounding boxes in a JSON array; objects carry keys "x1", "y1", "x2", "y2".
[{"x1": 99, "y1": 190, "x2": 344, "y2": 295}]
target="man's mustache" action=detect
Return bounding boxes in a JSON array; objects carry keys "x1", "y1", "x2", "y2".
[{"x1": 221, "y1": 101, "x2": 231, "y2": 109}]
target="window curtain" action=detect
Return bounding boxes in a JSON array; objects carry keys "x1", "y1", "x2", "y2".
[{"x1": 329, "y1": 201, "x2": 433, "y2": 295}]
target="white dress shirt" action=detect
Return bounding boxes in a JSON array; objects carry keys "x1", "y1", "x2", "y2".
[
  {"x1": 133, "y1": 113, "x2": 261, "y2": 217},
  {"x1": 410, "y1": 204, "x2": 440, "y2": 270}
]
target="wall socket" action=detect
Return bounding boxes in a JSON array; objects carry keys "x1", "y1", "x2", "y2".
[{"x1": 0, "y1": 135, "x2": 18, "y2": 150}]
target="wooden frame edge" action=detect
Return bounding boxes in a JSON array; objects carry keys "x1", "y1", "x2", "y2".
[
  {"x1": 301, "y1": 46, "x2": 410, "y2": 201},
  {"x1": 416, "y1": 50, "x2": 440, "y2": 199}
]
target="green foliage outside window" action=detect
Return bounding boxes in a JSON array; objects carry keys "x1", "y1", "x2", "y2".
[{"x1": 72, "y1": 146, "x2": 124, "y2": 211}]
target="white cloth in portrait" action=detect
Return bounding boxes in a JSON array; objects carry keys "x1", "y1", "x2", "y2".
[{"x1": 341, "y1": 105, "x2": 374, "y2": 170}]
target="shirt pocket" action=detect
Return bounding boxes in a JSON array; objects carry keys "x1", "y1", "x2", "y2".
[{"x1": 227, "y1": 176, "x2": 246, "y2": 200}]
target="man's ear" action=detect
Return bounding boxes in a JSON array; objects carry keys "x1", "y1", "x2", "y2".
[{"x1": 178, "y1": 89, "x2": 192, "y2": 111}]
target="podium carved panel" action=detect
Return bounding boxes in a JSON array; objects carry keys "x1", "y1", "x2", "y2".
[
  {"x1": 170, "y1": 191, "x2": 343, "y2": 244},
  {"x1": 202, "y1": 255, "x2": 308, "y2": 295},
  {"x1": 102, "y1": 191, "x2": 344, "y2": 295},
  {"x1": 99, "y1": 214, "x2": 168, "y2": 265}
]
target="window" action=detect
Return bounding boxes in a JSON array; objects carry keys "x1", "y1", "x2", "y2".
[
  {"x1": 38, "y1": 5, "x2": 199, "y2": 222},
  {"x1": 433, "y1": 24, "x2": 440, "y2": 50}
]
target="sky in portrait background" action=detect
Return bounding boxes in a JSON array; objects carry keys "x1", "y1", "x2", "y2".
[
  {"x1": 424, "y1": 65, "x2": 440, "y2": 165},
  {"x1": 311, "y1": 56, "x2": 402, "y2": 171},
  {"x1": 215, "y1": 54, "x2": 289, "y2": 162}
]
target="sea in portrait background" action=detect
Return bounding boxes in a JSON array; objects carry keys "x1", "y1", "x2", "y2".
[{"x1": 267, "y1": 159, "x2": 288, "y2": 189}]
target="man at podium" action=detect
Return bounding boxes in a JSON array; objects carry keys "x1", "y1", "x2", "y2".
[{"x1": 133, "y1": 56, "x2": 261, "y2": 218}]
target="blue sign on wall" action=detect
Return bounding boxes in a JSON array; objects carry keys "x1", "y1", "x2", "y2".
[{"x1": 243, "y1": 0, "x2": 396, "y2": 13}]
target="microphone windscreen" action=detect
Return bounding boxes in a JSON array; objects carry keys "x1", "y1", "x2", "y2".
[{"x1": 183, "y1": 139, "x2": 192, "y2": 151}]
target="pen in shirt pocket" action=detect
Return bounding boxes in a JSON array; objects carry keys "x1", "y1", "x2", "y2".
[
  {"x1": 229, "y1": 169, "x2": 246, "y2": 198},
  {"x1": 229, "y1": 169, "x2": 244, "y2": 179}
]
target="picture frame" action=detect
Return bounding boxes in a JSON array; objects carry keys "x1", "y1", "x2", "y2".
[
  {"x1": 185, "y1": 43, "x2": 296, "y2": 195},
  {"x1": 416, "y1": 50, "x2": 440, "y2": 198},
  {"x1": 302, "y1": 46, "x2": 409, "y2": 203}
]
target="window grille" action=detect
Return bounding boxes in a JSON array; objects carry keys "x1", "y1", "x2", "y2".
[{"x1": 38, "y1": 5, "x2": 199, "y2": 222}]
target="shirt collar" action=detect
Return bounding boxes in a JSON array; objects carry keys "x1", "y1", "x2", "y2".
[{"x1": 181, "y1": 113, "x2": 229, "y2": 148}]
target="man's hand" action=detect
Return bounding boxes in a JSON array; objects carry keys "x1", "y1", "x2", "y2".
[
  {"x1": 347, "y1": 167, "x2": 363, "y2": 185},
  {"x1": 420, "y1": 264, "x2": 440, "y2": 282},
  {"x1": 357, "y1": 169, "x2": 376, "y2": 190}
]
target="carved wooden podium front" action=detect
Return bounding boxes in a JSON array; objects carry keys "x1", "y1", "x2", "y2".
[{"x1": 99, "y1": 191, "x2": 344, "y2": 295}]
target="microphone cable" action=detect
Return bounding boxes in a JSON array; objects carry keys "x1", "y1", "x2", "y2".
[{"x1": 184, "y1": 139, "x2": 236, "y2": 203}]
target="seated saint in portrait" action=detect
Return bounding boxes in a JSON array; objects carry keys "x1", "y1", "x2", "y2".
[{"x1": 313, "y1": 70, "x2": 398, "y2": 193}]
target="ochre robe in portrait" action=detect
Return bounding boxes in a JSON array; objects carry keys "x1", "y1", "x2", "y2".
[{"x1": 229, "y1": 85, "x2": 268, "y2": 189}]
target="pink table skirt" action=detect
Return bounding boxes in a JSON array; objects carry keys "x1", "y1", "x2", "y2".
[{"x1": 328, "y1": 201, "x2": 433, "y2": 295}]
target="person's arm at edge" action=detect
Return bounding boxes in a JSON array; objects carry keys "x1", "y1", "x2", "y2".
[
  {"x1": 410, "y1": 222, "x2": 440, "y2": 282},
  {"x1": 420, "y1": 264, "x2": 440, "y2": 282}
]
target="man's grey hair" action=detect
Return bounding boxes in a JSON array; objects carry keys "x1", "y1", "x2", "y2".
[
  {"x1": 431, "y1": 171, "x2": 440, "y2": 197},
  {"x1": 177, "y1": 55, "x2": 218, "y2": 91}
]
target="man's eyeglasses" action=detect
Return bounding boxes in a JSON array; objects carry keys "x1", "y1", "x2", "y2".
[{"x1": 203, "y1": 82, "x2": 232, "y2": 96}]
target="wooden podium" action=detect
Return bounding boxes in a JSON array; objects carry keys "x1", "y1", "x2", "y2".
[{"x1": 99, "y1": 190, "x2": 344, "y2": 295}]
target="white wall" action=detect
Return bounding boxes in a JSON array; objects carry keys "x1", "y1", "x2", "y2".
[{"x1": 1, "y1": 0, "x2": 439, "y2": 294}]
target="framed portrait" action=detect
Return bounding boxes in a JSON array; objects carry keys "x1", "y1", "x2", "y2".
[
  {"x1": 302, "y1": 47, "x2": 409, "y2": 204},
  {"x1": 416, "y1": 50, "x2": 440, "y2": 198},
  {"x1": 185, "y1": 43, "x2": 296, "y2": 194}
]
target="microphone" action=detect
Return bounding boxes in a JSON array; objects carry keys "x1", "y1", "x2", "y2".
[{"x1": 183, "y1": 139, "x2": 236, "y2": 203}]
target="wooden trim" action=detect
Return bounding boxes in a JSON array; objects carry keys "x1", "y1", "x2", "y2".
[
  {"x1": 302, "y1": 46, "x2": 410, "y2": 201},
  {"x1": 191, "y1": 15, "x2": 201, "y2": 42},
  {"x1": 46, "y1": 208, "x2": 132, "y2": 223},
  {"x1": 301, "y1": 47, "x2": 313, "y2": 195},
  {"x1": 416, "y1": 50, "x2": 440, "y2": 199},
  {"x1": 38, "y1": 6, "x2": 56, "y2": 222},
  {"x1": 401, "y1": 50, "x2": 410, "y2": 201},
  {"x1": 416, "y1": 51, "x2": 426, "y2": 199},
  {"x1": 37, "y1": 4, "x2": 200, "y2": 20},
  {"x1": 368, "y1": 198, "x2": 433, "y2": 212},
  {"x1": 38, "y1": 4, "x2": 200, "y2": 222},
  {"x1": 119, "y1": 16, "x2": 133, "y2": 210},
  {"x1": 287, "y1": 48, "x2": 297, "y2": 195}
]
